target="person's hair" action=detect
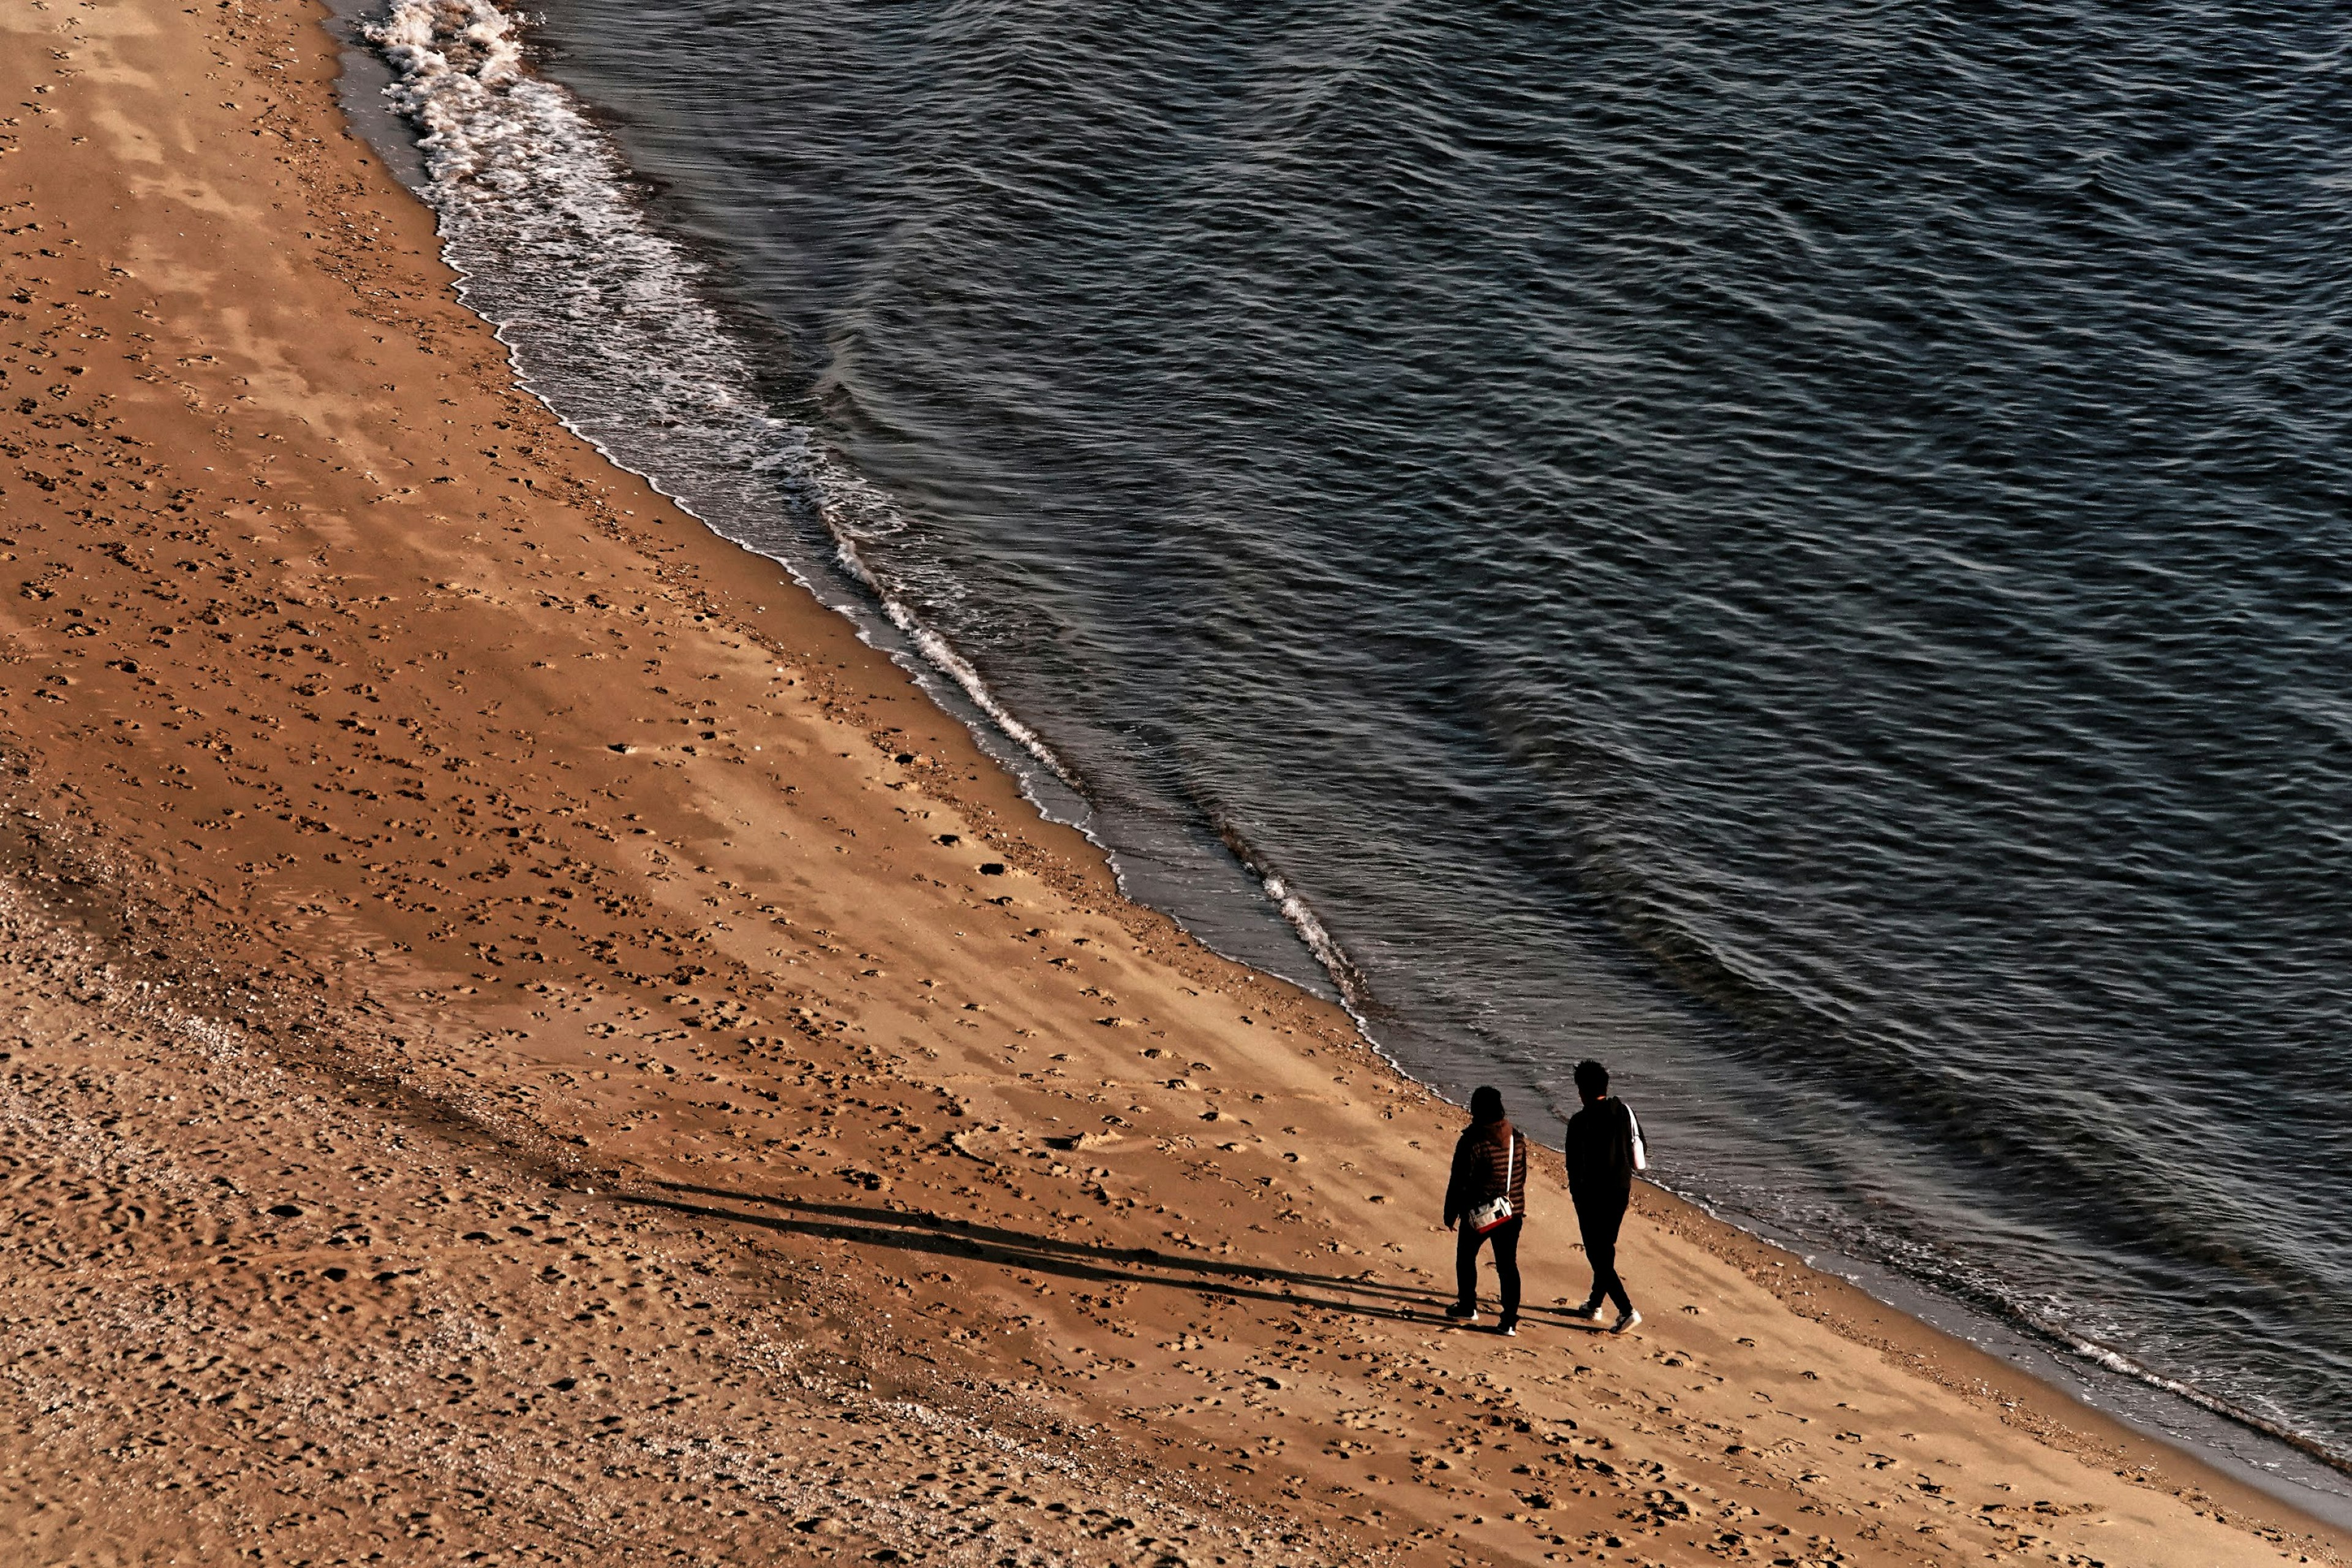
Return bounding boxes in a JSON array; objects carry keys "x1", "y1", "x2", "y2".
[
  {"x1": 1574, "y1": 1059, "x2": 1610, "y2": 1096},
  {"x1": 1469, "y1": 1085, "x2": 1505, "y2": 1124}
]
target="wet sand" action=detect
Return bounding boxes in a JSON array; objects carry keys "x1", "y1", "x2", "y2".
[{"x1": 0, "y1": 0, "x2": 2344, "y2": 1562}]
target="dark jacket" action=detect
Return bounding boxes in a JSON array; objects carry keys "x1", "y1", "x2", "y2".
[
  {"x1": 1564, "y1": 1096, "x2": 1636, "y2": 1213},
  {"x1": 1443, "y1": 1120, "x2": 1529, "y2": 1229}
]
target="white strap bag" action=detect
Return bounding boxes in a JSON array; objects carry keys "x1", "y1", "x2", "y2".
[{"x1": 1467, "y1": 1134, "x2": 1517, "y2": 1234}]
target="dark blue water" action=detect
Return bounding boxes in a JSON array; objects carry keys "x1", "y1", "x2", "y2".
[{"x1": 364, "y1": 0, "x2": 2352, "y2": 1504}]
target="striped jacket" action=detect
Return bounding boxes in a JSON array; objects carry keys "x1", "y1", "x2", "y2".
[{"x1": 1443, "y1": 1120, "x2": 1529, "y2": 1228}]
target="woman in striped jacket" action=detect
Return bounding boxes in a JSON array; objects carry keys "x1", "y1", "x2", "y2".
[{"x1": 1442, "y1": 1085, "x2": 1529, "y2": 1335}]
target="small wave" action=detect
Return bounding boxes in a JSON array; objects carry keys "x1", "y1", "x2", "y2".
[
  {"x1": 361, "y1": 0, "x2": 1084, "y2": 802},
  {"x1": 2015, "y1": 1307, "x2": 2352, "y2": 1478},
  {"x1": 361, "y1": 0, "x2": 1392, "y2": 1048},
  {"x1": 819, "y1": 487, "x2": 1083, "y2": 792},
  {"x1": 1209, "y1": 813, "x2": 1370, "y2": 1013},
  {"x1": 368, "y1": 0, "x2": 524, "y2": 177}
]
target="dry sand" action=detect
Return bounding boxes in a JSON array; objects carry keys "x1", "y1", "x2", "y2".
[{"x1": 0, "y1": 0, "x2": 2344, "y2": 1562}]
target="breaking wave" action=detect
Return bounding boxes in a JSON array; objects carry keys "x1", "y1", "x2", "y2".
[{"x1": 361, "y1": 0, "x2": 1084, "y2": 797}]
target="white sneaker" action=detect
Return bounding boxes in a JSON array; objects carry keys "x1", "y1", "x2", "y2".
[
  {"x1": 1608, "y1": 1309, "x2": 1642, "y2": 1335},
  {"x1": 1562, "y1": 1302, "x2": 1602, "y2": 1322}
]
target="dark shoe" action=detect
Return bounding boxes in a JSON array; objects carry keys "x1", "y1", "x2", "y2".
[
  {"x1": 1562, "y1": 1301, "x2": 1602, "y2": 1322},
  {"x1": 1445, "y1": 1301, "x2": 1479, "y2": 1322}
]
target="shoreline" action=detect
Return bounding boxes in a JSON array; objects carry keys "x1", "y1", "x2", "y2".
[
  {"x1": 334, "y1": 0, "x2": 2352, "y2": 1519},
  {"x1": 0, "y1": 0, "x2": 2342, "y2": 1562}
]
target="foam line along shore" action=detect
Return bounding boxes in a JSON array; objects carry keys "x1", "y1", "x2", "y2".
[
  {"x1": 362, "y1": 0, "x2": 1096, "y2": 802},
  {"x1": 0, "y1": 0, "x2": 2343, "y2": 1562}
]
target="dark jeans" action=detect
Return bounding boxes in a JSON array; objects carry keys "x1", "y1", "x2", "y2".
[
  {"x1": 1577, "y1": 1199, "x2": 1632, "y2": 1315},
  {"x1": 1455, "y1": 1215, "x2": 1522, "y2": 1320}
]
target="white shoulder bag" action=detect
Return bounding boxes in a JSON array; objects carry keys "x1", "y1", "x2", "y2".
[{"x1": 1467, "y1": 1134, "x2": 1517, "y2": 1235}]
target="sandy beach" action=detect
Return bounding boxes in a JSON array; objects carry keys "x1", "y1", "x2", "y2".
[{"x1": 0, "y1": 0, "x2": 2344, "y2": 1562}]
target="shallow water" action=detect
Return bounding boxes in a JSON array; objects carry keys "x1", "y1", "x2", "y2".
[{"x1": 357, "y1": 0, "x2": 2352, "y2": 1503}]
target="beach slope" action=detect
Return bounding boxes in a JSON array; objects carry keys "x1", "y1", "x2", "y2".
[{"x1": 0, "y1": 0, "x2": 2342, "y2": 1562}]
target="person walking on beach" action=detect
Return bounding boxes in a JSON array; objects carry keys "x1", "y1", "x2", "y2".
[
  {"x1": 1562, "y1": 1059, "x2": 1642, "y2": 1333},
  {"x1": 1442, "y1": 1085, "x2": 1529, "y2": 1335}
]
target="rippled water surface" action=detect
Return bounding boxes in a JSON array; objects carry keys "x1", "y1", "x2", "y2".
[{"x1": 364, "y1": 0, "x2": 2352, "y2": 1498}]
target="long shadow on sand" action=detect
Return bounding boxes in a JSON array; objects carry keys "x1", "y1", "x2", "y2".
[{"x1": 624, "y1": 1184, "x2": 1569, "y2": 1330}]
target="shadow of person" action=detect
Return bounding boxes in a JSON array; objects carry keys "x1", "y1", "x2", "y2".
[{"x1": 625, "y1": 1182, "x2": 1457, "y2": 1326}]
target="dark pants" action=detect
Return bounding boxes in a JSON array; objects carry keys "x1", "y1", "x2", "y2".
[
  {"x1": 1577, "y1": 1199, "x2": 1632, "y2": 1315},
  {"x1": 1455, "y1": 1215, "x2": 1522, "y2": 1320}
]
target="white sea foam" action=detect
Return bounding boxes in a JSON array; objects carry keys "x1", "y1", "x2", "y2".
[
  {"x1": 373, "y1": 0, "x2": 1370, "y2": 1022},
  {"x1": 359, "y1": 0, "x2": 1366, "y2": 1012},
  {"x1": 825, "y1": 518, "x2": 1080, "y2": 790},
  {"x1": 2021, "y1": 1308, "x2": 2348, "y2": 1474},
  {"x1": 361, "y1": 0, "x2": 1082, "y2": 797},
  {"x1": 369, "y1": 0, "x2": 525, "y2": 176},
  {"x1": 1208, "y1": 812, "x2": 1371, "y2": 1016}
]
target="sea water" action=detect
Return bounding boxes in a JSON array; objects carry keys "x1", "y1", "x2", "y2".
[{"x1": 345, "y1": 0, "x2": 2352, "y2": 1515}]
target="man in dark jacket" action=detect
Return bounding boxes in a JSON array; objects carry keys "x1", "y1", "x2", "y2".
[
  {"x1": 1442, "y1": 1085, "x2": 1528, "y2": 1335},
  {"x1": 1562, "y1": 1059, "x2": 1640, "y2": 1333}
]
